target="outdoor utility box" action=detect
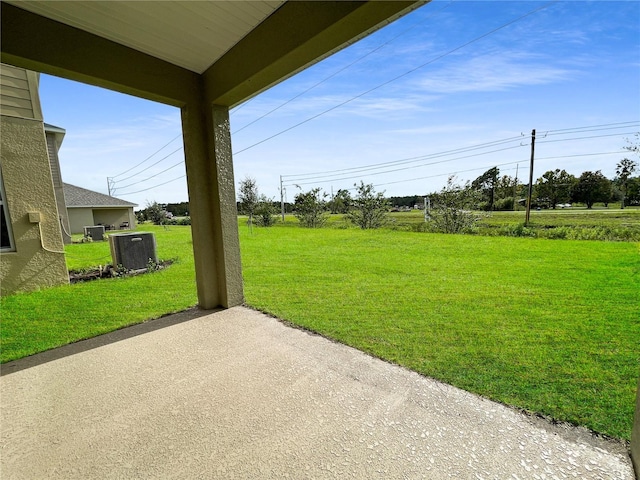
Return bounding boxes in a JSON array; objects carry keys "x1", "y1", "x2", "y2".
[
  {"x1": 109, "y1": 232, "x2": 157, "y2": 271},
  {"x1": 84, "y1": 225, "x2": 105, "y2": 241}
]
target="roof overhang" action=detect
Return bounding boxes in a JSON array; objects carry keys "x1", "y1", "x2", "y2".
[
  {"x1": 1, "y1": 1, "x2": 424, "y2": 108},
  {"x1": 44, "y1": 123, "x2": 66, "y2": 149}
]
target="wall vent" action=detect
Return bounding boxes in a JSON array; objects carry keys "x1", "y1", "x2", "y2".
[
  {"x1": 109, "y1": 232, "x2": 157, "y2": 271},
  {"x1": 84, "y1": 225, "x2": 105, "y2": 241}
]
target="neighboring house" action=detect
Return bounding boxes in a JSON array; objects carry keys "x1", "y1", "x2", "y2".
[
  {"x1": 63, "y1": 183, "x2": 136, "y2": 234},
  {"x1": 0, "y1": 63, "x2": 69, "y2": 295},
  {"x1": 44, "y1": 122, "x2": 72, "y2": 244}
]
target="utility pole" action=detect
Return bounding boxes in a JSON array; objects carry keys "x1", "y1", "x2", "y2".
[
  {"x1": 280, "y1": 175, "x2": 285, "y2": 221},
  {"x1": 513, "y1": 163, "x2": 519, "y2": 211},
  {"x1": 107, "y1": 177, "x2": 113, "y2": 196},
  {"x1": 424, "y1": 196, "x2": 430, "y2": 221},
  {"x1": 525, "y1": 129, "x2": 536, "y2": 225}
]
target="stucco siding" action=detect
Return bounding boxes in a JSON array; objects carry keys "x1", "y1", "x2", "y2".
[
  {"x1": 92, "y1": 208, "x2": 135, "y2": 231},
  {"x1": 67, "y1": 207, "x2": 135, "y2": 234},
  {"x1": 67, "y1": 208, "x2": 96, "y2": 234},
  {"x1": 0, "y1": 115, "x2": 69, "y2": 296}
]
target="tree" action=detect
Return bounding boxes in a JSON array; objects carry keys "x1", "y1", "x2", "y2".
[
  {"x1": 615, "y1": 158, "x2": 638, "y2": 208},
  {"x1": 238, "y1": 176, "x2": 259, "y2": 226},
  {"x1": 346, "y1": 182, "x2": 389, "y2": 229},
  {"x1": 254, "y1": 195, "x2": 277, "y2": 227},
  {"x1": 472, "y1": 167, "x2": 499, "y2": 211},
  {"x1": 428, "y1": 176, "x2": 483, "y2": 234},
  {"x1": 493, "y1": 175, "x2": 521, "y2": 211},
  {"x1": 166, "y1": 201, "x2": 189, "y2": 217},
  {"x1": 328, "y1": 189, "x2": 352, "y2": 214},
  {"x1": 138, "y1": 201, "x2": 170, "y2": 225},
  {"x1": 293, "y1": 188, "x2": 328, "y2": 228},
  {"x1": 534, "y1": 169, "x2": 576, "y2": 209},
  {"x1": 571, "y1": 171, "x2": 611, "y2": 209},
  {"x1": 624, "y1": 133, "x2": 639, "y2": 156},
  {"x1": 626, "y1": 176, "x2": 640, "y2": 205}
]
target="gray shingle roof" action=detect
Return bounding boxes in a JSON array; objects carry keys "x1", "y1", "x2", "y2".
[{"x1": 63, "y1": 183, "x2": 137, "y2": 208}]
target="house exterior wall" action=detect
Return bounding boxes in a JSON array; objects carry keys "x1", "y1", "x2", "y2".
[
  {"x1": 0, "y1": 115, "x2": 69, "y2": 296},
  {"x1": 92, "y1": 208, "x2": 135, "y2": 231},
  {"x1": 67, "y1": 207, "x2": 135, "y2": 234},
  {"x1": 67, "y1": 207, "x2": 95, "y2": 234},
  {"x1": 45, "y1": 130, "x2": 71, "y2": 244},
  {"x1": 0, "y1": 64, "x2": 43, "y2": 120}
]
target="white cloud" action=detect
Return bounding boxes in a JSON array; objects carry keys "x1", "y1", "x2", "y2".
[{"x1": 414, "y1": 51, "x2": 577, "y2": 94}]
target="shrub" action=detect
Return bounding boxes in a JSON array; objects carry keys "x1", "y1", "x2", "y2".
[
  {"x1": 494, "y1": 197, "x2": 516, "y2": 211},
  {"x1": 428, "y1": 176, "x2": 485, "y2": 234},
  {"x1": 255, "y1": 199, "x2": 277, "y2": 227},
  {"x1": 346, "y1": 182, "x2": 389, "y2": 229},
  {"x1": 294, "y1": 188, "x2": 329, "y2": 228},
  {"x1": 500, "y1": 223, "x2": 536, "y2": 238}
]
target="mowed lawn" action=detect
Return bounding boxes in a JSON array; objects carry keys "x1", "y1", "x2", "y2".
[
  {"x1": 1, "y1": 222, "x2": 638, "y2": 440},
  {"x1": 1, "y1": 226, "x2": 199, "y2": 362},
  {"x1": 240, "y1": 227, "x2": 640, "y2": 440}
]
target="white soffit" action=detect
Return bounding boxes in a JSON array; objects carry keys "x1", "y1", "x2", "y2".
[{"x1": 8, "y1": 1, "x2": 285, "y2": 74}]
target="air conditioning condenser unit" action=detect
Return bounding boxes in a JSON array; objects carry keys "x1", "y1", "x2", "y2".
[{"x1": 109, "y1": 232, "x2": 157, "y2": 271}]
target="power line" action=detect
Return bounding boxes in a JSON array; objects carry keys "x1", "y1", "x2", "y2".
[
  {"x1": 111, "y1": 146, "x2": 183, "y2": 184},
  {"x1": 110, "y1": 134, "x2": 182, "y2": 179},
  {"x1": 537, "y1": 131, "x2": 638, "y2": 145},
  {"x1": 233, "y1": 1, "x2": 558, "y2": 156},
  {"x1": 283, "y1": 135, "x2": 524, "y2": 180},
  {"x1": 544, "y1": 121, "x2": 639, "y2": 135},
  {"x1": 116, "y1": 121, "x2": 633, "y2": 199},
  {"x1": 232, "y1": 0, "x2": 456, "y2": 134},
  {"x1": 281, "y1": 121, "x2": 637, "y2": 185},
  {"x1": 115, "y1": 159, "x2": 185, "y2": 190},
  {"x1": 117, "y1": 175, "x2": 186, "y2": 196},
  {"x1": 371, "y1": 159, "x2": 527, "y2": 190},
  {"x1": 370, "y1": 150, "x2": 626, "y2": 191},
  {"x1": 284, "y1": 144, "x2": 526, "y2": 187}
]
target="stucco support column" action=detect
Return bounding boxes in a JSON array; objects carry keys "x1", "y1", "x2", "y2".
[
  {"x1": 632, "y1": 376, "x2": 640, "y2": 477},
  {"x1": 181, "y1": 99, "x2": 243, "y2": 309}
]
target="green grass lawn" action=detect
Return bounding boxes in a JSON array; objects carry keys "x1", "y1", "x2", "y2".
[
  {"x1": 1, "y1": 218, "x2": 638, "y2": 440},
  {"x1": 240, "y1": 226, "x2": 640, "y2": 440},
  {"x1": 1, "y1": 225, "x2": 198, "y2": 362}
]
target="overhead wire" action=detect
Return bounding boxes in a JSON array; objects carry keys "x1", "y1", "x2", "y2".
[
  {"x1": 282, "y1": 134, "x2": 525, "y2": 180},
  {"x1": 544, "y1": 121, "x2": 639, "y2": 135},
  {"x1": 369, "y1": 150, "x2": 627, "y2": 191},
  {"x1": 115, "y1": 160, "x2": 185, "y2": 191},
  {"x1": 117, "y1": 175, "x2": 187, "y2": 196},
  {"x1": 233, "y1": 1, "x2": 559, "y2": 156},
  {"x1": 280, "y1": 123, "x2": 638, "y2": 187},
  {"x1": 114, "y1": 121, "x2": 635, "y2": 198},
  {"x1": 110, "y1": 134, "x2": 182, "y2": 179},
  {"x1": 284, "y1": 144, "x2": 526, "y2": 187},
  {"x1": 231, "y1": 0, "x2": 456, "y2": 134},
  {"x1": 111, "y1": 146, "x2": 183, "y2": 186}
]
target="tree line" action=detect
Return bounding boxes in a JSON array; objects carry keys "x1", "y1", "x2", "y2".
[{"x1": 139, "y1": 146, "x2": 638, "y2": 230}]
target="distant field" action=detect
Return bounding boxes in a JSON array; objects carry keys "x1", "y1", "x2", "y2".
[{"x1": 382, "y1": 206, "x2": 640, "y2": 240}]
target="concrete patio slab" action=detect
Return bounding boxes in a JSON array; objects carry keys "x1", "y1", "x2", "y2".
[{"x1": 1, "y1": 306, "x2": 634, "y2": 479}]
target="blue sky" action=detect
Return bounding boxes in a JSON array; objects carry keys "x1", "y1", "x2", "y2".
[{"x1": 39, "y1": 1, "x2": 640, "y2": 207}]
